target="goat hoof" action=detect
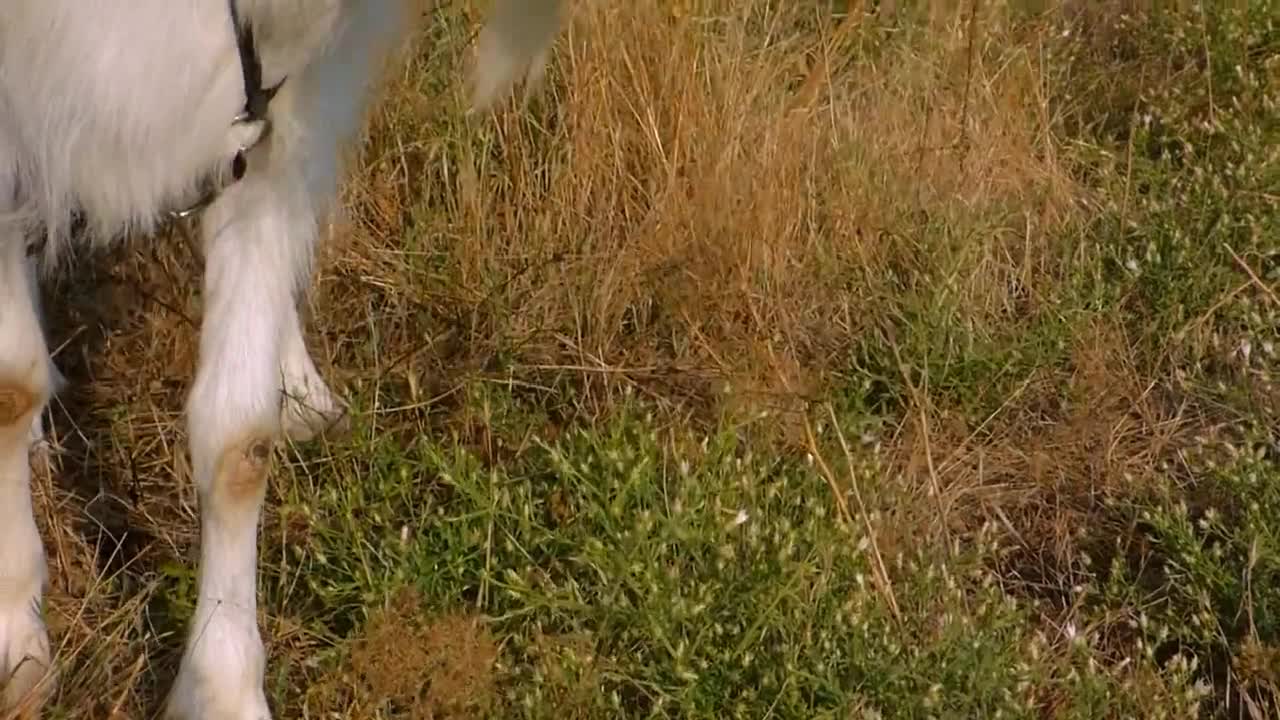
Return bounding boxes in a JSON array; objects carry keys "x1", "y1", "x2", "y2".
[{"x1": 0, "y1": 597, "x2": 53, "y2": 720}]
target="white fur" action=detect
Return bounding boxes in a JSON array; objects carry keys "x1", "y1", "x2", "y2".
[{"x1": 0, "y1": 1, "x2": 561, "y2": 717}]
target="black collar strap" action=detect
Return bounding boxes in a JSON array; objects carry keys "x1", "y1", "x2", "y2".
[
  {"x1": 170, "y1": 0, "x2": 285, "y2": 219},
  {"x1": 228, "y1": 0, "x2": 285, "y2": 123}
]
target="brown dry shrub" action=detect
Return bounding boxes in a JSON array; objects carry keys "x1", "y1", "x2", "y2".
[{"x1": 306, "y1": 590, "x2": 498, "y2": 719}]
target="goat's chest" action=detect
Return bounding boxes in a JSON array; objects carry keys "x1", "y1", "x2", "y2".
[{"x1": 0, "y1": 0, "x2": 342, "y2": 239}]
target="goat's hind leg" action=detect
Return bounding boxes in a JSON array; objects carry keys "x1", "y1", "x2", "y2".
[
  {"x1": 0, "y1": 228, "x2": 54, "y2": 717},
  {"x1": 279, "y1": 308, "x2": 347, "y2": 443}
]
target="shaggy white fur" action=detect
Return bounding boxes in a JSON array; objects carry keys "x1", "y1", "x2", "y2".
[{"x1": 0, "y1": 1, "x2": 562, "y2": 718}]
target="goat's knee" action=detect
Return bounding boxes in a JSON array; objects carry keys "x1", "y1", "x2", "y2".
[
  {"x1": 186, "y1": 359, "x2": 282, "y2": 510},
  {"x1": 208, "y1": 436, "x2": 274, "y2": 517},
  {"x1": 0, "y1": 381, "x2": 52, "y2": 720},
  {"x1": 0, "y1": 387, "x2": 35, "y2": 429}
]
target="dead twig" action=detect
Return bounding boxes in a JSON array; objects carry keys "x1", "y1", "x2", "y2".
[{"x1": 1226, "y1": 243, "x2": 1280, "y2": 307}]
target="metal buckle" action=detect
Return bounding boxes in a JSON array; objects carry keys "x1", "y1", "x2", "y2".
[
  {"x1": 168, "y1": 147, "x2": 245, "y2": 220},
  {"x1": 166, "y1": 0, "x2": 284, "y2": 222},
  {"x1": 167, "y1": 113, "x2": 269, "y2": 220}
]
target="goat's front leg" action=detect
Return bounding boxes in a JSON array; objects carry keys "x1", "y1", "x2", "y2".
[
  {"x1": 0, "y1": 237, "x2": 55, "y2": 720},
  {"x1": 165, "y1": 145, "x2": 319, "y2": 720},
  {"x1": 0, "y1": 120, "x2": 57, "y2": 720}
]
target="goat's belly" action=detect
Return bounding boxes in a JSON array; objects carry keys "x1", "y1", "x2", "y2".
[{"x1": 46, "y1": 106, "x2": 244, "y2": 239}]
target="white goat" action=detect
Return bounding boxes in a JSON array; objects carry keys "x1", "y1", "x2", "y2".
[{"x1": 0, "y1": 1, "x2": 562, "y2": 717}]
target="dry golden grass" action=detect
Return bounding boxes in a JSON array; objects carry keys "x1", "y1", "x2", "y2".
[{"x1": 329, "y1": 0, "x2": 1078, "y2": 432}]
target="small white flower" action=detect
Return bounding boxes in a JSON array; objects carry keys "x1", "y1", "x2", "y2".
[{"x1": 732, "y1": 509, "x2": 749, "y2": 527}]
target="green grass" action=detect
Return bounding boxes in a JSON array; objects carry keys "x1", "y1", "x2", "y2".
[{"x1": 258, "y1": 391, "x2": 1192, "y2": 719}]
